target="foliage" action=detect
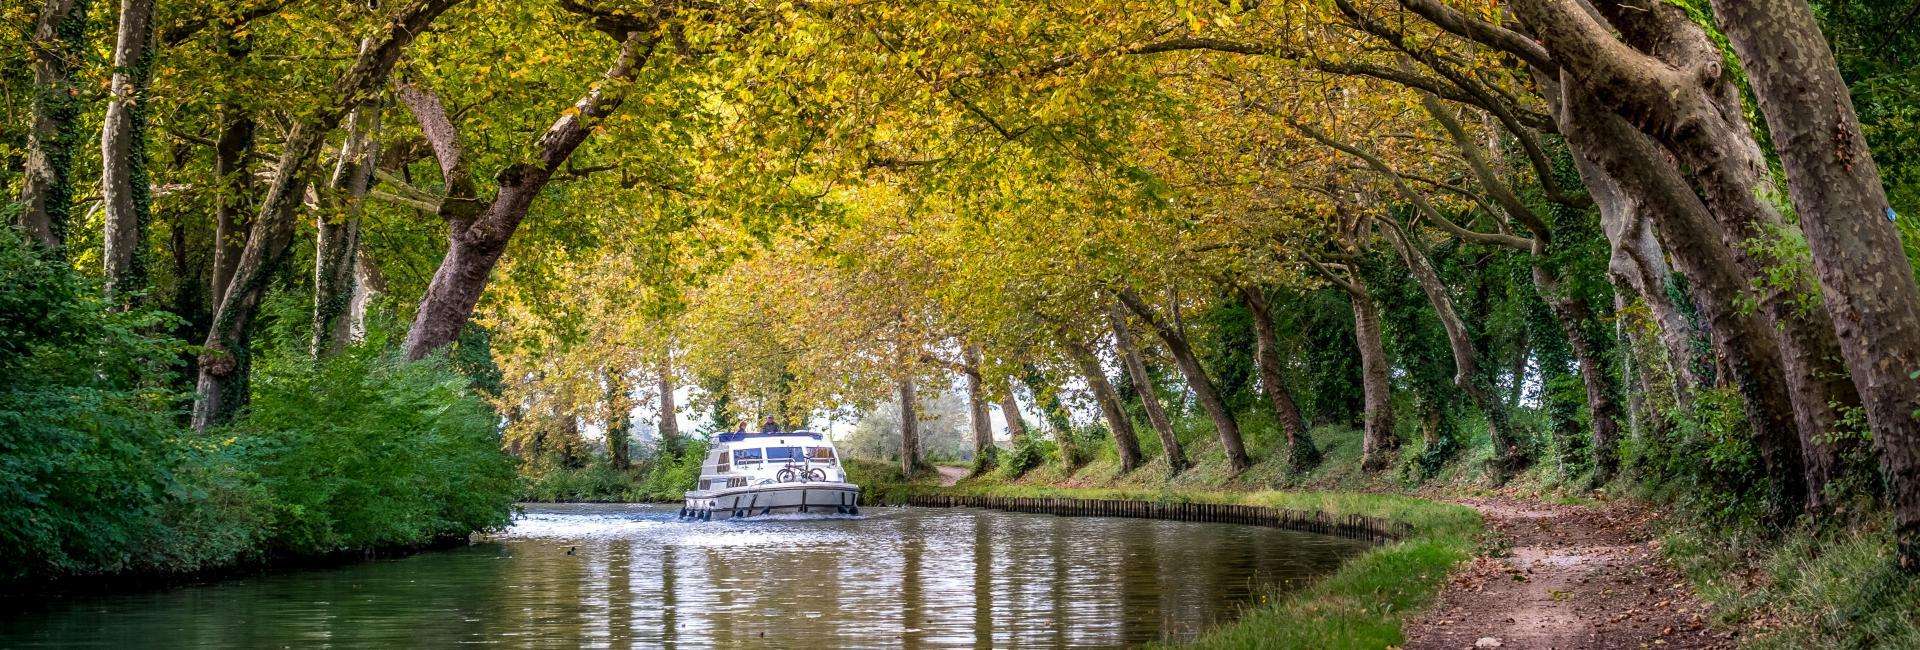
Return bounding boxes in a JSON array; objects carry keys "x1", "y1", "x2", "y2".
[
  {"x1": 0, "y1": 228, "x2": 183, "y2": 579},
  {"x1": 231, "y1": 346, "x2": 516, "y2": 554}
]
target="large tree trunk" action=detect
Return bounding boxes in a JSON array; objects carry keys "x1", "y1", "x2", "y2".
[
  {"x1": 998, "y1": 382, "x2": 1029, "y2": 440},
  {"x1": 1590, "y1": 161, "x2": 1705, "y2": 403},
  {"x1": 1115, "y1": 288, "x2": 1252, "y2": 474},
  {"x1": 1712, "y1": 0, "x2": 1920, "y2": 568},
  {"x1": 193, "y1": 0, "x2": 465, "y2": 431},
  {"x1": 1378, "y1": 219, "x2": 1525, "y2": 480},
  {"x1": 1107, "y1": 303, "x2": 1186, "y2": 475},
  {"x1": 1067, "y1": 339, "x2": 1142, "y2": 473},
  {"x1": 101, "y1": 0, "x2": 156, "y2": 303},
  {"x1": 402, "y1": 33, "x2": 657, "y2": 360},
  {"x1": 17, "y1": 0, "x2": 92, "y2": 249},
  {"x1": 1347, "y1": 274, "x2": 1399, "y2": 472},
  {"x1": 1557, "y1": 83, "x2": 1810, "y2": 520},
  {"x1": 1240, "y1": 285, "x2": 1320, "y2": 472},
  {"x1": 210, "y1": 104, "x2": 255, "y2": 310},
  {"x1": 962, "y1": 346, "x2": 994, "y2": 468},
  {"x1": 313, "y1": 92, "x2": 380, "y2": 357},
  {"x1": 1519, "y1": 0, "x2": 1855, "y2": 513},
  {"x1": 899, "y1": 374, "x2": 919, "y2": 476}
]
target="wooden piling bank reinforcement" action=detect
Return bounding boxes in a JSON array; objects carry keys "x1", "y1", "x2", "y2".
[{"x1": 899, "y1": 494, "x2": 1412, "y2": 543}]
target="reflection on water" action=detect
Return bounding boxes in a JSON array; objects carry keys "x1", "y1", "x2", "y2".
[{"x1": 1, "y1": 504, "x2": 1366, "y2": 648}]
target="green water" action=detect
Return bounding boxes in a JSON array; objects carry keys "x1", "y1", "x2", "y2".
[{"x1": 2, "y1": 503, "x2": 1367, "y2": 648}]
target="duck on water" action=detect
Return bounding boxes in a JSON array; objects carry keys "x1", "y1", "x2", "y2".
[{"x1": 681, "y1": 421, "x2": 861, "y2": 520}]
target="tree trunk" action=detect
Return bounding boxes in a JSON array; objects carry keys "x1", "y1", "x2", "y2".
[
  {"x1": 899, "y1": 375, "x2": 919, "y2": 477},
  {"x1": 1107, "y1": 302, "x2": 1186, "y2": 474},
  {"x1": 1240, "y1": 285, "x2": 1320, "y2": 472},
  {"x1": 402, "y1": 33, "x2": 657, "y2": 360},
  {"x1": 1508, "y1": 329, "x2": 1530, "y2": 408},
  {"x1": 193, "y1": 0, "x2": 464, "y2": 431},
  {"x1": 1115, "y1": 288, "x2": 1252, "y2": 474},
  {"x1": 1531, "y1": 262, "x2": 1625, "y2": 481},
  {"x1": 606, "y1": 370, "x2": 631, "y2": 470},
  {"x1": 657, "y1": 350, "x2": 679, "y2": 446},
  {"x1": 210, "y1": 103, "x2": 255, "y2": 310},
  {"x1": 313, "y1": 91, "x2": 380, "y2": 357},
  {"x1": 1557, "y1": 83, "x2": 1809, "y2": 520},
  {"x1": 1712, "y1": 0, "x2": 1920, "y2": 567},
  {"x1": 17, "y1": 0, "x2": 92, "y2": 249},
  {"x1": 1589, "y1": 159, "x2": 1705, "y2": 403},
  {"x1": 348, "y1": 255, "x2": 385, "y2": 341},
  {"x1": 962, "y1": 346, "x2": 994, "y2": 468},
  {"x1": 101, "y1": 0, "x2": 156, "y2": 303},
  {"x1": 1378, "y1": 219, "x2": 1525, "y2": 480},
  {"x1": 1068, "y1": 339, "x2": 1142, "y2": 473},
  {"x1": 998, "y1": 382, "x2": 1029, "y2": 440},
  {"x1": 1348, "y1": 274, "x2": 1400, "y2": 472},
  {"x1": 1520, "y1": 0, "x2": 1852, "y2": 513}
]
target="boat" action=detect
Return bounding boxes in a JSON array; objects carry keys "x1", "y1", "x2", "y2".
[{"x1": 681, "y1": 429, "x2": 861, "y2": 520}]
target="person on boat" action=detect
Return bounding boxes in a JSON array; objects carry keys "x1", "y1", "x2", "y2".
[
  {"x1": 760, "y1": 416, "x2": 783, "y2": 433},
  {"x1": 732, "y1": 420, "x2": 749, "y2": 435}
]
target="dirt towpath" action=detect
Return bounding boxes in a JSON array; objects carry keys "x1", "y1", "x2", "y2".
[
  {"x1": 1401, "y1": 497, "x2": 1734, "y2": 650},
  {"x1": 935, "y1": 465, "x2": 969, "y2": 487}
]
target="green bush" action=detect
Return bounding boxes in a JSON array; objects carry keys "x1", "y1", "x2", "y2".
[
  {"x1": 0, "y1": 229, "x2": 184, "y2": 579},
  {"x1": 230, "y1": 345, "x2": 518, "y2": 555},
  {"x1": 0, "y1": 229, "x2": 515, "y2": 581}
]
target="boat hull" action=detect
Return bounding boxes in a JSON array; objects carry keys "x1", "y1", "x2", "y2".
[{"x1": 681, "y1": 482, "x2": 861, "y2": 520}]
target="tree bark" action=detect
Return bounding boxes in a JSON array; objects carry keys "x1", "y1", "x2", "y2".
[
  {"x1": 606, "y1": 370, "x2": 631, "y2": 470},
  {"x1": 1712, "y1": 0, "x2": 1920, "y2": 567},
  {"x1": 17, "y1": 0, "x2": 92, "y2": 249},
  {"x1": 657, "y1": 350, "x2": 679, "y2": 446},
  {"x1": 1531, "y1": 262, "x2": 1625, "y2": 481},
  {"x1": 210, "y1": 101, "x2": 255, "y2": 310},
  {"x1": 899, "y1": 374, "x2": 919, "y2": 476},
  {"x1": 1067, "y1": 339, "x2": 1142, "y2": 473},
  {"x1": 998, "y1": 381, "x2": 1029, "y2": 440},
  {"x1": 1240, "y1": 284, "x2": 1320, "y2": 472},
  {"x1": 962, "y1": 346, "x2": 994, "y2": 467},
  {"x1": 193, "y1": 0, "x2": 465, "y2": 431},
  {"x1": 1377, "y1": 219, "x2": 1526, "y2": 480},
  {"x1": 1557, "y1": 83, "x2": 1809, "y2": 519},
  {"x1": 1347, "y1": 272, "x2": 1400, "y2": 472},
  {"x1": 1518, "y1": 0, "x2": 1854, "y2": 511},
  {"x1": 313, "y1": 90, "x2": 380, "y2": 357},
  {"x1": 101, "y1": 0, "x2": 156, "y2": 304},
  {"x1": 1115, "y1": 288, "x2": 1252, "y2": 474},
  {"x1": 402, "y1": 32, "x2": 658, "y2": 360},
  {"x1": 1107, "y1": 302, "x2": 1187, "y2": 475}
]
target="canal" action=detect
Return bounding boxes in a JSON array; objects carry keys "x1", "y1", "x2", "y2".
[{"x1": 2, "y1": 503, "x2": 1368, "y2": 648}]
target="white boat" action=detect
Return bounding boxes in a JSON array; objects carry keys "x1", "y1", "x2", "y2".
[{"x1": 681, "y1": 430, "x2": 861, "y2": 520}]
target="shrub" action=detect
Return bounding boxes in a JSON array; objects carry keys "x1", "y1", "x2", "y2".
[{"x1": 231, "y1": 345, "x2": 518, "y2": 555}]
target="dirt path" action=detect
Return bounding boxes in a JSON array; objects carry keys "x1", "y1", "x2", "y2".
[
  {"x1": 934, "y1": 465, "x2": 968, "y2": 487},
  {"x1": 1402, "y1": 498, "x2": 1734, "y2": 650}
]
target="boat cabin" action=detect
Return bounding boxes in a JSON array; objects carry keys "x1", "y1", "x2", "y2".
[{"x1": 695, "y1": 430, "x2": 847, "y2": 492}]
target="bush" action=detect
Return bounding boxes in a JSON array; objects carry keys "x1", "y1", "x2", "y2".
[
  {"x1": 231, "y1": 345, "x2": 518, "y2": 555},
  {"x1": 0, "y1": 229, "x2": 184, "y2": 580}
]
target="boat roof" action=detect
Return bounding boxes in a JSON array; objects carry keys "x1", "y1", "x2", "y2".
[{"x1": 714, "y1": 430, "x2": 827, "y2": 444}]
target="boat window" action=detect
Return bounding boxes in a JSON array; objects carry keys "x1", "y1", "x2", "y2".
[
  {"x1": 806, "y1": 447, "x2": 836, "y2": 464},
  {"x1": 733, "y1": 448, "x2": 763, "y2": 464},
  {"x1": 717, "y1": 454, "x2": 729, "y2": 473},
  {"x1": 765, "y1": 446, "x2": 801, "y2": 461}
]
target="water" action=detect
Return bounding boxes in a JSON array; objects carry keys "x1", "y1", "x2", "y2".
[{"x1": 2, "y1": 503, "x2": 1368, "y2": 648}]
